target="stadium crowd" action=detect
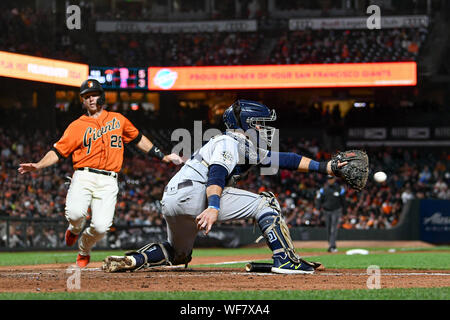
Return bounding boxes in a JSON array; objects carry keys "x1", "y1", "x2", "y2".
[
  {"x1": 267, "y1": 27, "x2": 428, "y2": 65},
  {"x1": 97, "y1": 31, "x2": 265, "y2": 67},
  {"x1": 0, "y1": 4, "x2": 430, "y2": 67},
  {"x1": 0, "y1": 5, "x2": 89, "y2": 64}
]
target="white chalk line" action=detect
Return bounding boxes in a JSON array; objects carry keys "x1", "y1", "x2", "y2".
[
  {"x1": 3, "y1": 259, "x2": 450, "y2": 277},
  {"x1": 5, "y1": 269, "x2": 450, "y2": 278},
  {"x1": 203, "y1": 259, "x2": 255, "y2": 265},
  {"x1": 197, "y1": 259, "x2": 450, "y2": 276},
  {"x1": 134, "y1": 271, "x2": 450, "y2": 278}
]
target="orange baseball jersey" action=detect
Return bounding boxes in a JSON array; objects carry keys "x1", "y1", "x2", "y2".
[{"x1": 53, "y1": 110, "x2": 140, "y2": 172}]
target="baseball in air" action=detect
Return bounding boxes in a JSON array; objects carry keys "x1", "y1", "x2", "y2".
[{"x1": 374, "y1": 171, "x2": 387, "y2": 183}]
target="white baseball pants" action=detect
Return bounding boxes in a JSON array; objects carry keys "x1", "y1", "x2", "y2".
[
  {"x1": 161, "y1": 179, "x2": 272, "y2": 264},
  {"x1": 65, "y1": 170, "x2": 118, "y2": 256}
]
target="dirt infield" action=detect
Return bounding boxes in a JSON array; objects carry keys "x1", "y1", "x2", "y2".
[{"x1": 1, "y1": 246, "x2": 449, "y2": 293}]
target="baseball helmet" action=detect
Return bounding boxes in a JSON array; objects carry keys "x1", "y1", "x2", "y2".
[
  {"x1": 223, "y1": 99, "x2": 277, "y2": 146},
  {"x1": 80, "y1": 79, "x2": 105, "y2": 105}
]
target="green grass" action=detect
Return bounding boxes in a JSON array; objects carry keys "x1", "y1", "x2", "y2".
[
  {"x1": 197, "y1": 252, "x2": 450, "y2": 270},
  {"x1": 308, "y1": 252, "x2": 450, "y2": 270},
  {"x1": 192, "y1": 246, "x2": 450, "y2": 256},
  {"x1": 0, "y1": 247, "x2": 449, "y2": 268},
  {"x1": 0, "y1": 287, "x2": 448, "y2": 300}
]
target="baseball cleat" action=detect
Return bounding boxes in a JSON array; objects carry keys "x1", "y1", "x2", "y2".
[
  {"x1": 76, "y1": 254, "x2": 90, "y2": 268},
  {"x1": 271, "y1": 260, "x2": 315, "y2": 274},
  {"x1": 65, "y1": 229, "x2": 79, "y2": 247},
  {"x1": 102, "y1": 256, "x2": 136, "y2": 273}
]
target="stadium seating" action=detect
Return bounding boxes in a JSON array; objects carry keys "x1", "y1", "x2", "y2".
[
  {"x1": 267, "y1": 28, "x2": 428, "y2": 65},
  {"x1": 0, "y1": 5, "x2": 430, "y2": 67}
]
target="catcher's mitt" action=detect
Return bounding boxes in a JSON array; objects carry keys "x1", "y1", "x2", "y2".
[{"x1": 330, "y1": 150, "x2": 369, "y2": 191}]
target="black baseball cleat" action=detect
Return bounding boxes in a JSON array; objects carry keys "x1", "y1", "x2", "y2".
[{"x1": 271, "y1": 256, "x2": 314, "y2": 274}]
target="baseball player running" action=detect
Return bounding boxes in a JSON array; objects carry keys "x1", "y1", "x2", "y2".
[
  {"x1": 18, "y1": 79, "x2": 183, "y2": 268},
  {"x1": 102, "y1": 100, "x2": 368, "y2": 274}
]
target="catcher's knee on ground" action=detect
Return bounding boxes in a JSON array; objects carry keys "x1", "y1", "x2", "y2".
[{"x1": 102, "y1": 241, "x2": 192, "y2": 272}]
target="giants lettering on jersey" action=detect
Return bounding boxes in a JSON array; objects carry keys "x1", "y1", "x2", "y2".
[{"x1": 83, "y1": 117, "x2": 121, "y2": 154}]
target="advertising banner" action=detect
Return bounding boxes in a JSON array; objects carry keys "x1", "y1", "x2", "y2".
[
  {"x1": 347, "y1": 127, "x2": 450, "y2": 147},
  {"x1": 289, "y1": 15, "x2": 429, "y2": 30},
  {"x1": 96, "y1": 20, "x2": 257, "y2": 33},
  {"x1": 349, "y1": 127, "x2": 433, "y2": 140},
  {"x1": 419, "y1": 200, "x2": 450, "y2": 244},
  {"x1": 148, "y1": 62, "x2": 416, "y2": 90},
  {"x1": 0, "y1": 51, "x2": 88, "y2": 87}
]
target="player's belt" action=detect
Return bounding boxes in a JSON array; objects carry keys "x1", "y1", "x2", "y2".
[
  {"x1": 193, "y1": 154, "x2": 209, "y2": 168},
  {"x1": 164, "y1": 180, "x2": 193, "y2": 192},
  {"x1": 77, "y1": 167, "x2": 118, "y2": 178}
]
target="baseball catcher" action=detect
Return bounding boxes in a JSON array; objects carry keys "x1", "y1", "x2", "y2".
[{"x1": 102, "y1": 100, "x2": 369, "y2": 274}]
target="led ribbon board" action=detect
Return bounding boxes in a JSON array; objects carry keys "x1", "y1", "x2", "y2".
[
  {"x1": 148, "y1": 62, "x2": 416, "y2": 90},
  {"x1": 0, "y1": 51, "x2": 88, "y2": 86}
]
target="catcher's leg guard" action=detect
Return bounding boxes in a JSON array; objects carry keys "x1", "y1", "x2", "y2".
[
  {"x1": 257, "y1": 212, "x2": 314, "y2": 274},
  {"x1": 256, "y1": 192, "x2": 300, "y2": 262},
  {"x1": 126, "y1": 241, "x2": 174, "y2": 270},
  {"x1": 103, "y1": 241, "x2": 180, "y2": 273},
  {"x1": 256, "y1": 192, "x2": 321, "y2": 273},
  {"x1": 256, "y1": 192, "x2": 314, "y2": 274}
]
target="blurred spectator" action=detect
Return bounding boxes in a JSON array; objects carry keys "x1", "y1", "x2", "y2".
[
  {"x1": 401, "y1": 184, "x2": 415, "y2": 204},
  {"x1": 434, "y1": 176, "x2": 449, "y2": 200},
  {"x1": 8, "y1": 225, "x2": 25, "y2": 248},
  {"x1": 418, "y1": 165, "x2": 432, "y2": 185}
]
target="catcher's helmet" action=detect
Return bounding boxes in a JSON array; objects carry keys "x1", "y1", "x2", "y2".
[
  {"x1": 80, "y1": 79, "x2": 105, "y2": 105},
  {"x1": 223, "y1": 99, "x2": 277, "y2": 146}
]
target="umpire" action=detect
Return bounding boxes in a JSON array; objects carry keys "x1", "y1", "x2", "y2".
[{"x1": 315, "y1": 175, "x2": 346, "y2": 252}]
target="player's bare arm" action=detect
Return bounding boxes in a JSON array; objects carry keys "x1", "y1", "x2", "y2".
[
  {"x1": 135, "y1": 134, "x2": 183, "y2": 165},
  {"x1": 196, "y1": 184, "x2": 222, "y2": 235},
  {"x1": 18, "y1": 150, "x2": 59, "y2": 174},
  {"x1": 196, "y1": 162, "x2": 229, "y2": 235}
]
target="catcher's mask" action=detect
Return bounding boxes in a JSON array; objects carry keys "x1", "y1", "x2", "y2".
[
  {"x1": 80, "y1": 79, "x2": 105, "y2": 106},
  {"x1": 223, "y1": 99, "x2": 277, "y2": 147}
]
